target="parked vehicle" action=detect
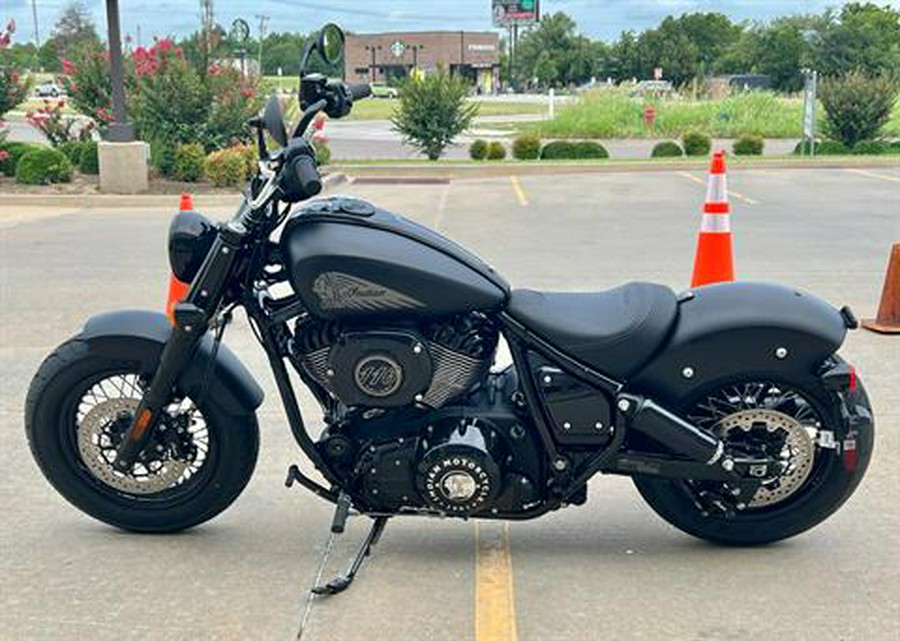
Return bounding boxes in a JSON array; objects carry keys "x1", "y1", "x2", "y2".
[
  {"x1": 34, "y1": 82, "x2": 63, "y2": 98},
  {"x1": 25, "y1": 24, "x2": 874, "y2": 595},
  {"x1": 371, "y1": 83, "x2": 398, "y2": 99}
]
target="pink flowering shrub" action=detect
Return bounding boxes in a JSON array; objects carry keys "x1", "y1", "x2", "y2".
[
  {"x1": 26, "y1": 99, "x2": 96, "y2": 146},
  {"x1": 60, "y1": 37, "x2": 259, "y2": 172},
  {"x1": 1, "y1": 17, "x2": 30, "y2": 118}
]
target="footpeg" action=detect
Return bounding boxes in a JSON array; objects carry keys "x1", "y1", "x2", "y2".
[{"x1": 311, "y1": 516, "x2": 389, "y2": 596}]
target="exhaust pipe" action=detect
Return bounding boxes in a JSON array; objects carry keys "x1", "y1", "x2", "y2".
[{"x1": 618, "y1": 394, "x2": 723, "y2": 464}]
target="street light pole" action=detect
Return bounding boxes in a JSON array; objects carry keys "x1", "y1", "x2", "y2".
[
  {"x1": 104, "y1": 0, "x2": 134, "y2": 142},
  {"x1": 366, "y1": 45, "x2": 382, "y2": 83},
  {"x1": 31, "y1": 0, "x2": 40, "y2": 46}
]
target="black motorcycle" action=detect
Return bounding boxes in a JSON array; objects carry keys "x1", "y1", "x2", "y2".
[{"x1": 26, "y1": 25, "x2": 874, "y2": 594}]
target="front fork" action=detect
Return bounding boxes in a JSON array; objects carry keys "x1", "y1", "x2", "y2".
[{"x1": 112, "y1": 221, "x2": 247, "y2": 472}]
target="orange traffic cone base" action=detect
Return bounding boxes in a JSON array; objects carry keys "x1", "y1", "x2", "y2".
[
  {"x1": 862, "y1": 319, "x2": 900, "y2": 334},
  {"x1": 862, "y1": 243, "x2": 900, "y2": 334},
  {"x1": 691, "y1": 234, "x2": 735, "y2": 287}
]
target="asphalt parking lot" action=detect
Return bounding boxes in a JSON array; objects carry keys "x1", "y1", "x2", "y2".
[{"x1": 1, "y1": 166, "x2": 898, "y2": 641}]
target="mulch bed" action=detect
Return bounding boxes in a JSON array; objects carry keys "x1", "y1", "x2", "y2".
[{"x1": 0, "y1": 174, "x2": 239, "y2": 195}]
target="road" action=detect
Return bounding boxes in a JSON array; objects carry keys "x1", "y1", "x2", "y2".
[
  {"x1": 1, "y1": 166, "x2": 898, "y2": 640},
  {"x1": 6, "y1": 116, "x2": 799, "y2": 160}
]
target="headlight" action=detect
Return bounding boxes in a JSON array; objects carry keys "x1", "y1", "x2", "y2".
[{"x1": 168, "y1": 211, "x2": 216, "y2": 283}]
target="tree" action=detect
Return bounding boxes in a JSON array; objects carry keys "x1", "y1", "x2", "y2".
[
  {"x1": 391, "y1": 68, "x2": 477, "y2": 160},
  {"x1": 820, "y1": 70, "x2": 898, "y2": 147},
  {"x1": 626, "y1": 13, "x2": 742, "y2": 86},
  {"x1": 515, "y1": 12, "x2": 591, "y2": 87},
  {"x1": 44, "y1": 1, "x2": 100, "y2": 69},
  {"x1": 815, "y1": 3, "x2": 900, "y2": 78}
]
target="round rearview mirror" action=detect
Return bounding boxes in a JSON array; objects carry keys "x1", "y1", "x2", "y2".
[
  {"x1": 319, "y1": 23, "x2": 345, "y2": 65},
  {"x1": 263, "y1": 94, "x2": 288, "y2": 148}
]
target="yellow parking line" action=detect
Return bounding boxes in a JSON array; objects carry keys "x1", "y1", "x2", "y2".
[
  {"x1": 676, "y1": 171, "x2": 759, "y2": 205},
  {"x1": 510, "y1": 175, "x2": 529, "y2": 207},
  {"x1": 846, "y1": 168, "x2": 900, "y2": 183},
  {"x1": 475, "y1": 522, "x2": 518, "y2": 641}
]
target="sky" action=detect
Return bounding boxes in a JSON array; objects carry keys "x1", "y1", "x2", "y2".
[{"x1": 3, "y1": 0, "x2": 900, "y2": 45}]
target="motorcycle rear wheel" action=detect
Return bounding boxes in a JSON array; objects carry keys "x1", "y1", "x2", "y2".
[
  {"x1": 25, "y1": 338, "x2": 259, "y2": 533},
  {"x1": 633, "y1": 367, "x2": 873, "y2": 545}
]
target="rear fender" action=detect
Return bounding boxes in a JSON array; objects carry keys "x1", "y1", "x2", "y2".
[
  {"x1": 80, "y1": 310, "x2": 264, "y2": 416},
  {"x1": 629, "y1": 282, "x2": 851, "y2": 402}
]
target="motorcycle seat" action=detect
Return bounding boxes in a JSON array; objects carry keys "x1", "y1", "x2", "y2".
[{"x1": 506, "y1": 282, "x2": 678, "y2": 379}]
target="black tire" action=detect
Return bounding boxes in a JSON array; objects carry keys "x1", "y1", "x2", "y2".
[
  {"x1": 633, "y1": 367, "x2": 874, "y2": 545},
  {"x1": 25, "y1": 338, "x2": 259, "y2": 533}
]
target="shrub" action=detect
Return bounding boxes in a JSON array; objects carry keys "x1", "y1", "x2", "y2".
[
  {"x1": 236, "y1": 144, "x2": 258, "y2": 177},
  {"x1": 572, "y1": 141, "x2": 608, "y2": 159},
  {"x1": 540, "y1": 140, "x2": 609, "y2": 160},
  {"x1": 820, "y1": 71, "x2": 898, "y2": 148},
  {"x1": 486, "y1": 141, "x2": 506, "y2": 160},
  {"x1": 682, "y1": 131, "x2": 711, "y2": 156},
  {"x1": 852, "y1": 140, "x2": 889, "y2": 155},
  {"x1": 392, "y1": 67, "x2": 478, "y2": 160},
  {"x1": 62, "y1": 39, "x2": 259, "y2": 152},
  {"x1": 173, "y1": 143, "x2": 205, "y2": 182},
  {"x1": 889, "y1": 141, "x2": 900, "y2": 154},
  {"x1": 469, "y1": 139, "x2": 488, "y2": 160},
  {"x1": 25, "y1": 99, "x2": 95, "y2": 146},
  {"x1": 15, "y1": 147, "x2": 73, "y2": 184},
  {"x1": 59, "y1": 141, "x2": 86, "y2": 165},
  {"x1": 78, "y1": 141, "x2": 99, "y2": 174},
  {"x1": 733, "y1": 135, "x2": 764, "y2": 155},
  {"x1": 313, "y1": 139, "x2": 331, "y2": 165},
  {"x1": 0, "y1": 66, "x2": 30, "y2": 118},
  {"x1": 816, "y1": 140, "x2": 851, "y2": 155},
  {"x1": 150, "y1": 139, "x2": 176, "y2": 178},
  {"x1": 651, "y1": 141, "x2": 684, "y2": 158},
  {"x1": 512, "y1": 134, "x2": 541, "y2": 160},
  {"x1": 0, "y1": 141, "x2": 42, "y2": 176},
  {"x1": 204, "y1": 149, "x2": 246, "y2": 188}
]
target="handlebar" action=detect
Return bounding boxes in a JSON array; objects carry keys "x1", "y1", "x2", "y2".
[
  {"x1": 348, "y1": 83, "x2": 372, "y2": 101},
  {"x1": 291, "y1": 155, "x2": 322, "y2": 199}
]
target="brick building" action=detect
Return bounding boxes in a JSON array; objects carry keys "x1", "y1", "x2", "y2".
[{"x1": 345, "y1": 31, "x2": 501, "y2": 94}]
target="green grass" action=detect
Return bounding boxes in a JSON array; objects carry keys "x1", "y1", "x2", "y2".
[
  {"x1": 529, "y1": 89, "x2": 900, "y2": 140},
  {"x1": 530, "y1": 90, "x2": 810, "y2": 139}
]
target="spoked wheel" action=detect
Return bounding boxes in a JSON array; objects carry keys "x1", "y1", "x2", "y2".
[
  {"x1": 633, "y1": 373, "x2": 873, "y2": 545},
  {"x1": 26, "y1": 339, "x2": 259, "y2": 532},
  {"x1": 74, "y1": 373, "x2": 211, "y2": 498}
]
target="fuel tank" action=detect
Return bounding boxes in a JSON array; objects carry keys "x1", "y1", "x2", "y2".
[{"x1": 281, "y1": 197, "x2": 510, "y2": 320}]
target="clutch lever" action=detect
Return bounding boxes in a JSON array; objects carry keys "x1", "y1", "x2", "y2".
[{"x1": 293, "y1": 99, "x2": 328, "y2": 139}]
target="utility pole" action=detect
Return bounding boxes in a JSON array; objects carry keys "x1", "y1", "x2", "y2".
[
  {"x1": 255, "y1": 14, "x2": 269, "y2": 75},
  {"x1": 201, "y1": 0, "x2": 214, "y2": 68},
  {"x1": 104, "y1": 0, "x2": 134, "y2": 142},
  {"x1": 31, "y1": 0, "x2": 40, "y2": 46}
]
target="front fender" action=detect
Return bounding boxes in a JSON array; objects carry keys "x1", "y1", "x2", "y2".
[
  {"x1": 629, "y1": 282, "x2": 850, "y2": 401},
  {"x1": 80, "y1": 310, "x2": 264, "y2": 416}
]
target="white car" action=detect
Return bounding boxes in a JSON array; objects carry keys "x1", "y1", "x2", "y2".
[{"x1": 35, "y1": 82, "x2": 63, "y2": 98}]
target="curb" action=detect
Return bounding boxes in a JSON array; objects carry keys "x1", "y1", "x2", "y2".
[{"x1": 0, "y1": 172, "x2": 349, "y2": 209}]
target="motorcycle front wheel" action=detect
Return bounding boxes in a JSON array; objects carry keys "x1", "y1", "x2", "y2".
[
  {"x1": 25, "y1": 338, "x2": 259, "y2": 533},
  {"x1": 633, "y1": 365, "x2": 874, "y2": 545}
]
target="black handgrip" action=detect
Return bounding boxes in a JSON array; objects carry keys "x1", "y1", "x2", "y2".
[
  {"x1": 292, "y1": 154, "x2": 322, "y2": 198},
  {"x1": 349, "y1": 83, "x2": 372, "y2": 101}
]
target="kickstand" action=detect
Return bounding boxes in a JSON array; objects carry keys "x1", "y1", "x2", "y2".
[{"x1": 312, "y1": 515, "x2": 389, "y2": 596}]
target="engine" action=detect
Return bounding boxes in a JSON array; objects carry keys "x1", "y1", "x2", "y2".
[
  {"x1": 293, "y1": 312, "x2": 498, "y2": 410},
  {"x1": 292, "y1": 313, "x2": 541, "y2": 517}
]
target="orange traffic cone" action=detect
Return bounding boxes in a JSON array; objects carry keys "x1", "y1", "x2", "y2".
[
  {"x1": 690, "y1": 151, "x2": 735, "y2": 288},
  {"x1": 165, "y1": 194, "x2": 193, "y2": 324},
  {"x1": 862, "y1": 243, "x2": 900, "y2": 334}
]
